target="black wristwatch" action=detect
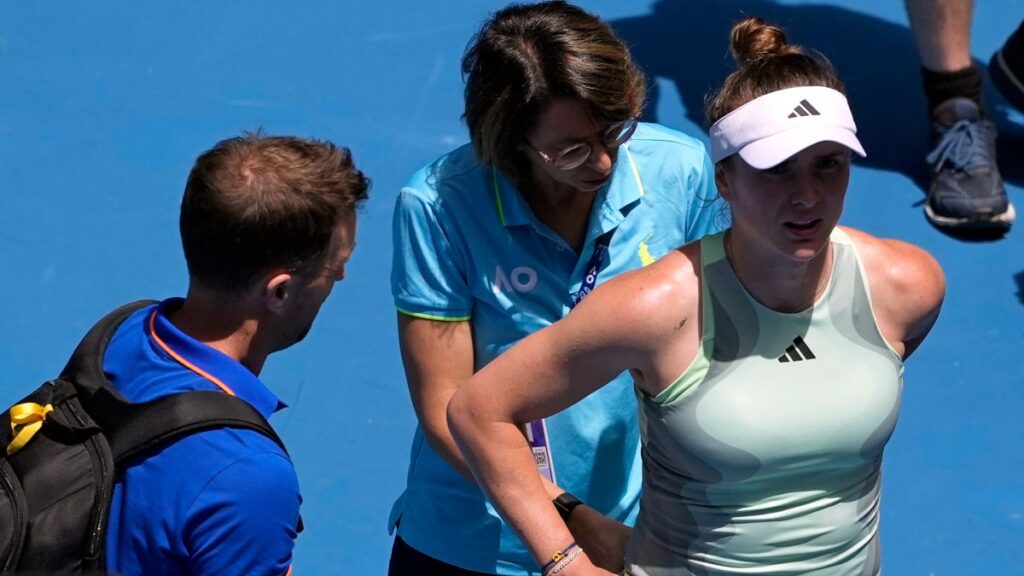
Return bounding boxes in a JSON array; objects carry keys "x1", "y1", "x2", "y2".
[{"x1": 553, "y1": 492, "x2": 583, "y2": 522}]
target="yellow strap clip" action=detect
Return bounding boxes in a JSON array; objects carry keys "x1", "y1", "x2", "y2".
[{"x1": 7, "y1": 402, "x2": 54, "y2": 456}]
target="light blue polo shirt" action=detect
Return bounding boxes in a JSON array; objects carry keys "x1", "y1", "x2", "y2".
[
  {"x1": 103, "y1": 299, "x2": 301, "y2": 576},
  {"x1": 390, "y1": 123, "x2": 727, "y2": 575}
]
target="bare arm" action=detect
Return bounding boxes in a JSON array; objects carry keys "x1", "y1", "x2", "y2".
[
  {"x1": 398, "y1": 313, "x2": 573, "y2": 494},
  {"x1": 398, "y1": 314, "x2": 478, "y2": 478},
  {"x1": 447, "y1": 309, "x2": 627, "y2": 574},
  {"x1": 399, "y1": 313, "x2": 634, "y2": 571},
  {"x1": 843, "y1": 228, "x2": 946, "y2": 359},
  {"x1": 448, "y1": 257, "x2": 698, "y2": 574}
]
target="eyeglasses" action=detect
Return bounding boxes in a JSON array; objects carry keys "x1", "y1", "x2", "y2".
[{"x1": 529, "y1": 118, "x2": 638, "y2": 171}]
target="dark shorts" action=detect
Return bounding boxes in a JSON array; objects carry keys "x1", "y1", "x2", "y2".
[{"x1": 388, "y1": 535, "x2": 496, "y2": 576}]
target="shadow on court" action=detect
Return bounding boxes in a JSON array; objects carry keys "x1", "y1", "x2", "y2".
[
  {"x1": 1015, "y1": 270, "x2": 1024, "y2": 306},
  {"x1": 611, "y1": 0, "x2": 1024, "y2": 214}
]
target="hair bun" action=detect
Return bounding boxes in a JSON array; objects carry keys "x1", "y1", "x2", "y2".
[{"x1": 730, "y1": 16, "x2": 790, "y2": 66}]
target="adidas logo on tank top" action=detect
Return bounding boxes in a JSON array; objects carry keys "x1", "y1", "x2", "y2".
[{"x1": 778, "y1": 335, "x2": 816, "y2": 363}]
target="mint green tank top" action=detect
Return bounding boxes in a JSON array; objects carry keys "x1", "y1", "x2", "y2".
[{"x1": 624, "y1": 228, "x2": 903, "y2": 576}]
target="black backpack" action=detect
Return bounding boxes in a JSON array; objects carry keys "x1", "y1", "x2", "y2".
[{"x1": 0, "y1": 300, "x2": 291, "y2": 574}]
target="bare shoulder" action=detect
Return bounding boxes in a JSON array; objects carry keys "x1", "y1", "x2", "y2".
[
  {"x1": 618, "y1": 241, "x2": 701, "y2": 308},
  {"x1": 568, "y1": 240, "x2": 702, "y2": 349},
  {"x1": 840, "y1": 226, "x2": 945, "y2": 355},
  {"x1": 841, "y1": 226, "x2": 945, "y2": 305}
]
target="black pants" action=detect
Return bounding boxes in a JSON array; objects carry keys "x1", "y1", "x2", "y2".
[{"x1": 388, "y1": 535, "x2": 496, "y2": 576}]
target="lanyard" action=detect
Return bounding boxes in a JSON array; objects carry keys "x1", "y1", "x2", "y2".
[
  {"x1": 569, "y1": 228, "x2": 616, "y2": 309},
  {"x1": 527, "y1": 227, "x2": 617, "y2": 484},
  {"x1": 492, "y1": 161, "x2": 633, "y2": 483},
  {"x1": 148, "y1": 310, "x2": 237, "y2": 396}
]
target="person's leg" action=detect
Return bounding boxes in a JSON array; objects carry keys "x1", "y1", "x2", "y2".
[
  {"x1": 388, "y1": 536, "x2": 496, "y2": 576},
  {"x1": 990, "y1": 19, "x2": 1024, "y2": 113},
  {"x1": 907, "y1": 0, "x2": 982, "y2": 113},
  {"x1": 907, "y1": 0, "x2": 974, "y2": 73},
  {"x1": 904, "y1": 0, "x2": 1013, "y2": 233}
]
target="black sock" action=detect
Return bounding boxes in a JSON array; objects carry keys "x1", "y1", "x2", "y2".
[{"x1": 921, "y1": 64, "x2": 984, "y2": 114}]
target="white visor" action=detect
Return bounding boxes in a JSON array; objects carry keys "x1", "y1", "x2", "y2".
[{"x1": 709, "y1": 86, "x2": 866, "y2": 169}]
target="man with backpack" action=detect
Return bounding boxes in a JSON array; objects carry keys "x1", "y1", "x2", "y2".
[
  {"x1": 2, "y1": 132, "x2": 369, "y2": 575},
  {"x1": 105, "y1": 132, "x2": 369, "y2": 575}
]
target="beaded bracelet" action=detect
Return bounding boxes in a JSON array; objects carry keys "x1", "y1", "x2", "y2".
[
  {"x1": 544, "y1": 545, "x2": 584, "y2": 575},
  {"x1": 540, "y1": 542, "x2": 579, "y2": 574}
]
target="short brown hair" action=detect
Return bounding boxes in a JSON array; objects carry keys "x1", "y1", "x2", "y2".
[
  {"x1": 705, "y1": 17, "x2": 845, "y2": 127},
  {"x1": 462, "y1": 1, "x2": 646, "y2": 186},
  {"x1": 180, "y1": 132, "x2": 370, "y2": 291}
]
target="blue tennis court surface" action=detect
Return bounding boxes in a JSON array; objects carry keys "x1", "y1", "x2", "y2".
[{"x1": 1, "y1": 1, "x2": 1021, "y2": 573}]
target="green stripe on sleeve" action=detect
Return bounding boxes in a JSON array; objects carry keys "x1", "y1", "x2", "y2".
[{"x1": 396, "y1": 307, "x2": 471, "y2": 322}]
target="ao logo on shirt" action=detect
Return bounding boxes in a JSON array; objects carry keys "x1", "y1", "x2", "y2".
[{"x1": 493, "y1": 265, "x2": 538, "y2": 294}]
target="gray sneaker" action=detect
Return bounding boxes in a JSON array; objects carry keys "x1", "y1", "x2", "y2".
[{"x1": 924, "y1": 97, "x2": 1015, "y2": 233}]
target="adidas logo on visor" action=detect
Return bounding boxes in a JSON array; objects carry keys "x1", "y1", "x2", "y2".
[
  {"x1": 778, "y1": 335, "x2": 816, "y2": 363},
  {"x1": 788, "y1": 99, "x2": 821, "y2": 119}
]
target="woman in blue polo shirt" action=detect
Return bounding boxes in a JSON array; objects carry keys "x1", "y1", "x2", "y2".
[{"x1": 388, "y1": 2, "x2": 725, "y2": 575}]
